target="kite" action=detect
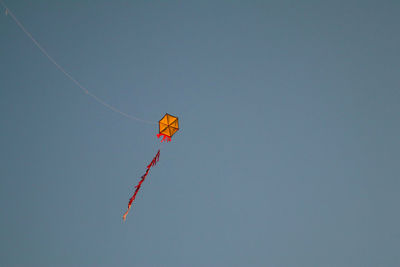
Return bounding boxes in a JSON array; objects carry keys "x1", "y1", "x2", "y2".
[
  {"x1": 157, "y1": 113, "x2": 179, "y2": 142},
  {"x1": 123, "y1": 113, "x2": 179, "y2": 221},
  {"x1": 1, "y1": 2, "x2": 180, "y2": 222}
]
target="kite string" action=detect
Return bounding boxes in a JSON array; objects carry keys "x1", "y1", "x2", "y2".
[{"x1": 0, "y1": 1, "x2": 155, "y2": 125}]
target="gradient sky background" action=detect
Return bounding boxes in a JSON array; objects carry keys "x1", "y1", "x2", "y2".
[{"x1": 1, "y1": 1, "x2": 399, "y2": 266}]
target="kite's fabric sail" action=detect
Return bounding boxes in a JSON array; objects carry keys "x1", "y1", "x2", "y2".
[
  {"x1": 123, "y1": 150, "x2": 160, "y2": 221},
  {"x1": 158, "y1": 113, "x2": 179, "y2": 142}
]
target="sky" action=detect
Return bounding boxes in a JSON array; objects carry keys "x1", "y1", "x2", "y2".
[{"x1": 1, "y1": 0, "x2": 399, "y2": 266}]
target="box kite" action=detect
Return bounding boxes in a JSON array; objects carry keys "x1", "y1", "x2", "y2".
[{"x1": 122, "y1": 113, "x2": 179, "y2": 221}]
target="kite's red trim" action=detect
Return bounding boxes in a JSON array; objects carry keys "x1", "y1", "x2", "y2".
[
  {"x1": 123, "y1": 150, "x2": 160, "y2": 221},
  {"x1": 157, "y1": 133, "x2": 171, "y2": 142}
]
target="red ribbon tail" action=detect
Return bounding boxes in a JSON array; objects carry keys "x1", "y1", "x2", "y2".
[
  {"x1": 123, "y1": 149, "x2": 161, "y2": 221},
  {"x1": 157, "y1": 133, "x2": 171, "y2": 142}
]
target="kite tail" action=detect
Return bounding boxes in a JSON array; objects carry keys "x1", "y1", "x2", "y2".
[
  {"x1": 123, "y1": 150, "x2": 160, "y2": 221},
  {"x1": 157, "y1": 133, "x2": 171, "y2": 142}
]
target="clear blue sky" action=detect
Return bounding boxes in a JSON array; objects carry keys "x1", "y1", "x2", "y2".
[{"x1": 1, "y1": 1, "x2": 399, "y2": 266}]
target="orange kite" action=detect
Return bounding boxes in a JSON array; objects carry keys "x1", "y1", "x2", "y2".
[{"x1": 123, "y1": 113, "x2": 179, "y2": 221}]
